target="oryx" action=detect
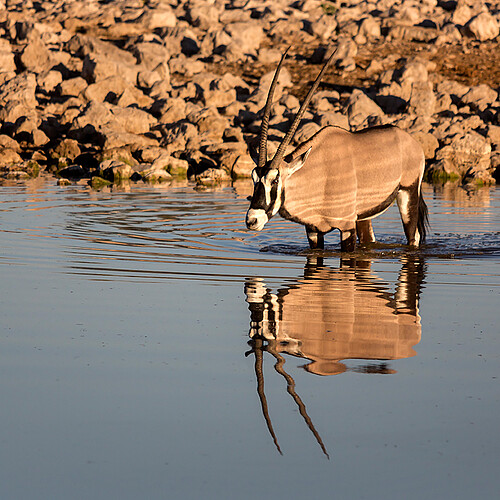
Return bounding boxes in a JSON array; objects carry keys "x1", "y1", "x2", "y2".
[{"x1": 245, "y1": 48, "x2": 429, "y2": 252}]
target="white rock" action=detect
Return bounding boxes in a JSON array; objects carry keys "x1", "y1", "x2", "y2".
[{"x1": 467, "y1": 12, "x2": 499, "y2": 41}]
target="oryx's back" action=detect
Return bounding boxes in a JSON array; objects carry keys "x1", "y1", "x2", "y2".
[{"x1": 282, "y1": 126, "x2": 425, "y2": 232}]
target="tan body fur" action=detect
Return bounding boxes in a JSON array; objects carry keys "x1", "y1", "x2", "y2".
[{"x1": 278, "y1": 125, "x2": 426, "y2": 250}]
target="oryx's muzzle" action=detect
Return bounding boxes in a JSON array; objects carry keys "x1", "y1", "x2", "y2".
[{"x1": 246, "y1": 208, "x2": 269, "y2": 231}]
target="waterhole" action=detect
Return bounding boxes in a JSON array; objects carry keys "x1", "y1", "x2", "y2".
[{"x1": 1, "y1": 178, "x2": 499, "y2": 500}]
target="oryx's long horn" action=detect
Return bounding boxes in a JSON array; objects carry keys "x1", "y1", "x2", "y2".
[
  {"x1": 258, "y1": 46, "x2": 291, "y2": 169},
  {"x1": 269, "y1": 47, "x2": 338, "y2": 169}
]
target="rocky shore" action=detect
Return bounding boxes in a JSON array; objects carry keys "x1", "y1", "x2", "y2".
[{"x1": 0, "y1": 0, "x2": 499, "y2": 187}]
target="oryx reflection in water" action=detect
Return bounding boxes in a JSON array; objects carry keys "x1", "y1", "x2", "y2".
[{"x1": 244, "y1": 255, "x2": 426, "y2": 456}]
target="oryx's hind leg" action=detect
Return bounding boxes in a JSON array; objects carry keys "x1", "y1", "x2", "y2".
[
  {"x1": 340, "y1": 227, "x2": 356, "y2": 252},
  {"x1": 306, "y1": 227, "x2": 324, "y2": 249},
  {"x1": 397, "y1": 183, "x2": 422, "y2": 247},
  {"x1": 356, "y1": 219, "x2": 376, "y2": 244}
]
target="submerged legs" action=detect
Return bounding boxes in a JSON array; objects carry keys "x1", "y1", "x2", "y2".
[
  {"x1": 356, "y1": 219, "x2": 376, "y2": 244},
  {"x1": 306, "y1": 227, "x2": 324, "y2": 249},
  {"x1": 340, "y1": 228, "x2": 356, "y2": 252},
  {"x1": 397, "y1": 185, "x2": 422, "y2": 247}
]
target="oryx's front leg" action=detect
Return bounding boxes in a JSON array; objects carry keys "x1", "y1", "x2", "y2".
[
  {"x1": 356, "y1": 219, "x2": 376, "y2": 244},
  {"x1": 397, "y1": 185, "x2": 421, "y2": 247},
  {"x1": 340, "y1": 227, "x2": 356, "y2": 252},
  {"x1": 306, "y1": 227, "x2": 324, "y2": 250}
]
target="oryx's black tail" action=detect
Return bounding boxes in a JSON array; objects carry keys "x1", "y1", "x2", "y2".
[{"x1": 417, "y1": 193, "x2": 429, "y2": 243}]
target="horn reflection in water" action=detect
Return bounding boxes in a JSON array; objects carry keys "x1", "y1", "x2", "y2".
[{"x1": 244, "y1": 255, "x2": 425, "y2": 455}]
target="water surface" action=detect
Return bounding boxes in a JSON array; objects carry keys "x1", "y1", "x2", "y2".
[{"x1": 0, "y1": 177, "x2": 499, "y2": 499}]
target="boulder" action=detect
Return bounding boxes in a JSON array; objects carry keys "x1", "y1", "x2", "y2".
[
  {"x1": 231, "y1": 154, "x2": 255, "y2": 178},
  {"x1": 467, "y1": 12, "x2": 499, "y2": 41},
  {"x1": 294, "y1": 121, "x2": 321, "y2": 145},
  {"x1": 37, "y1": 70, "x2": 63, "y2": 93},
  {"x1": 50, "y1": 138, "x2": 81, "y2": 160},
  {"x1": 0, "y1": 73, "x2": 37, "y2": 108},
  {"x1": 410, "y1": 131, "x2": 439, "y2": 160},
  {"x1": 137, "y1": 7, "x2": 177, "y2": 30},
  {"x1": 19, "y1": 35, "x2": 53, "y2": 73},
  {"x1": 461, "y1": 84, "x2": 498, "y2": 112},
  {"x1": 0, "y1": 39, "x2": 16, "y2": 73},
  {"x1": 224, "y1": 22, "x2": 265, "y2": 57},
  {"x1": 347, "y1": 90, "x2": 386, "y2": 129},
  {"x1": 58, "y1": 77, "x2": 87, "y2": 97},
  {"x1": 0, "y1": 147, "x2": 23, "y2": 167},
  {"x1": 433, "y1": 133, "x2": 493, "y2": 183},
  {"x1": 109, "y1": 106, "x2": 157, "y2": 135},
  {"x1": 408, "y1": 81, "x2": 436, "y2": 116},
  {"x1": 101, "y1": 160, "x2": 135, "y2": 182}
]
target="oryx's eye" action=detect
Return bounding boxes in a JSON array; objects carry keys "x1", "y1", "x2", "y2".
[{"x1": 271, "y1": 176, "x2": 279, "y2": 185}]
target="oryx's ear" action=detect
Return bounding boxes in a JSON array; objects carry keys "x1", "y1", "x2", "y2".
[{"x1": 287, "y1": 147, "x2": 311, "y2": 176}]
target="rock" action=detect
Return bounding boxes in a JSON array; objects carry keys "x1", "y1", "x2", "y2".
[
  {"x1": 315, "y1": 111, "x2": 349, "y2": 129},
  {"x1": 196, "y1": 167, "x2": 231, "y2": 184},
  {"x1": 89, "y1": 176, "x2": 112, "y2": 189},
  {"x1": 19, "y1": 35, "x2": 53, "y2": 73},
  {"x1": 163, "y1": 156, "x2": 189, "y2": 177},
  {"x1": 58, "y1": 164, "x2": 87, "y2": 179},
  {"x1": 408, "y1": 81, "x2": 436, "y2": 116},
  {"x1": 452, "y1": 1, "x2": 474, "y2": 26},
  {"x1": 461, "y1": 84, "x2": 498, "y2": 112},
  {"x1": 231, "y1": 154, "x2": 255, "y2": 178},
  {"x1": 71, "y1": 101, "x2": 117, "y2": 142},
  {"x1": 410, "y1": 131, "x2": 440, "y2": 160},
  {"x1": 187, "y1": 4, "x2": 220, "y2": 30},
  {"x1": 433, "y1": 133, "x2": 493, "y2": 182},
  {"x1": 109, "y1": 106, "x2": 157, "y2": 135},
  {"x1": 32, "y1": 129, "x2": 50, "y2": 147},
  {"x1": 0, "y1": 73, "x2": 37, "y2": 109},
  {"x1": 50, "y1": 138, "x2": 81, "y2": 160},
  {"x1": 487, "y1": 125, "x2": 500, "y2": 150},
  {"x1": 436, "y1": 79, "x2": 470, "y2": 100},
  {"x1": 306, "y1": 15, "x2": 337, "y2": 40},
  {"x1": 115, "y1": 86, "x2": 154, "y2": 109},
  {"x1": 137, "y1": 7, "x2": 177, "y2": 30},
  {"x1": 224, "y1": 22, "x2": 265, "y2": 57},
  {"x1": 388, "y1": 25, "x2": 439, "y2": 43},
  {"x1": 101, "y1": 160, "x2": 135, "y2": 182},
  {"x1": 82, "y1": 52, "x2": 139, "y2": 85},
  {"x1": 0, "y1": 147, "x2": 23, "y2": 167},
  {"x1": 37, "y1": 70, "x2": 63, "y2": 93},
  {"x1": 357, "y1": 17, "x2": 381, "y2": 40},
  {"x1": 82, "y1": 76, "x2": 130, "y2": 103},
  {"x1": 58, "y1": 77, "x2": 87, "y2": 97},
  {"x1": 139, "y1": 163, "x2": 173, "y2": 182},
  {"x1": 0, "y1": 135, "x2": 21, "y2": 152},
  {"x1": 347, "y1": 90, "x2": 386, "y2": 129},
  {"x1": 132, "y1": 42, "x2": 170, "y2": 71},
  {"x1": 399, "y1": 59, "x2": 429, "y2": 87},
  {"x1": 294, "y1": 121, "x2": 321, "y2": 144},
  {"x1": 0, "y1": 39, "x2": 16, "y2": 73},
  {"x1": 467, "y1": 12, "x2": 499, "y2": 41},
  {"x1": 101, "y1": 129, "x2": 158, "y2": 151},
  {"x1": 203, "y1": 78, "x2": 237, "y2": 108},
  {"x1": 188, "y1": 106, "x2": 229, "y2": 140}
]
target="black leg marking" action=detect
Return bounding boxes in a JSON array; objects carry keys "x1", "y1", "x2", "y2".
[
  {"x1": 306, "y1": 228, "x2": 325, "y2": 250},
  {"x1": 340, "y1": 228, "x2": 356, "y2": 252}
]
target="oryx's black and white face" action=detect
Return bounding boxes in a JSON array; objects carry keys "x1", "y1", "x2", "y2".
[
  {"x1": 245, "y1": 45, "x2": 332, "y2": 233},
  {"x1": 245, "y1": 166, "x2": 283, "y2": 231},
  {"x1": 245, "y1": 150, "x2": 310, "y2": 231}
]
